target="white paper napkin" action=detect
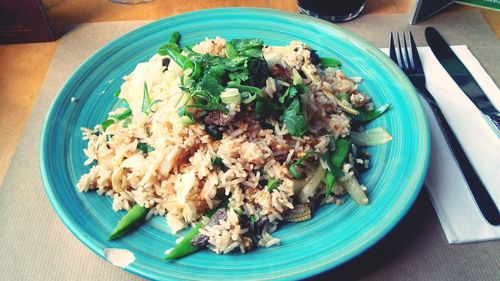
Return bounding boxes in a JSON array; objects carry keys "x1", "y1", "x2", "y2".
[{"x1": 382, "y1": 46, "x2": 500, "y2": 243}]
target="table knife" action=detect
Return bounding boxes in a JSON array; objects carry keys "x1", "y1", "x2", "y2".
[{"x1": 425, "y1": 27, "x2": 500, "y2": 135}]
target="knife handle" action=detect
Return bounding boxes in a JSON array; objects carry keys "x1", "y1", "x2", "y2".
[{"x1": 420, "y1": 87, "x2": 500, "y2": 225}]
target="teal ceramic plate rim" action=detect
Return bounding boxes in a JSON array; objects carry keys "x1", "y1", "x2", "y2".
[{"x1": 40, "y1": 8, "x2": 430, "y2": 280}]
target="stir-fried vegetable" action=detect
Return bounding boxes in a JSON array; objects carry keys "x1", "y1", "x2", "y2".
[
  {"x1": 284, "y1": 204, "x2": 312, "y2": 222},
  {"x1": 109, "y1": 204, "x2": 149, "y2": 240},
  {"x1": 351, "y1": 127, "x2": 393, "y2": 147},
  {"x1": 283, "y1": 98, "x2": 308, "y2": 137},
  {"x1": 298, "y1": 165, "x2": 326, "y2": 203},
  {"x1": 342, "y1": 176, "x2": 368, "y2": 205},
  {"x1": 141, "y1": 82, "x2": 151, "y2": 113},
  {"x1": 324, "y1": 171, "x2": 336, "y2": 198},
  {"x1": 169, "y1": 31, "x2": 180, "y2": 45},
  {"x1": 101, "y1": 119, "x2": 115, "y2": 131},
  {"x1": 211, "y1": 157, "x2": 224, "y2": 168},
  {"x1": 112, "y1": 108, "x2": 132, "y2": 120},
  {"x1": 322, "y1": 138, "x2": 351, "y2": 198},
  {"x1": 266, "y1": 178, "x2": 282, "y2": 192},
  {"x1": 99, "y1": 32, "x2": 395, "y2": 259},
  {"x1": 137, "y1": 143, "x2": 155, "y2": 154},
  {"x1": 101, "y1": 108, "x2": 132, "y2": 132},
  {"x1": 165, "y1": 200, "x2": 228, "y2": 260},
  {"x1": 288, "y1": 151, "x2": 320, "y2": 179},
  {"x1": 220, "y1": 88, "x2": 241, "y2": 104},
  {"x1": 352, "y1": 104, "x2": 391, "y2": 123},
  {"x1": 318, "y1": 57, "x2": 341, "y2": 69},
  {"x1": 330, "y1": 138, "x2": 351, "y2": 168}
]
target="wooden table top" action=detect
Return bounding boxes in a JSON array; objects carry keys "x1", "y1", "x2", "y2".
[{"x1": 0, "y1": 0, "x2": 498, "y2": 185}]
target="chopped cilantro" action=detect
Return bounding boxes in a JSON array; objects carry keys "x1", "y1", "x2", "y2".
[
  {"x1": 283, "y1": 98, "x2": 308, "y2": 137},
  {"x1": 137, "y1": 143, "x2": 155, "y2": 154}
]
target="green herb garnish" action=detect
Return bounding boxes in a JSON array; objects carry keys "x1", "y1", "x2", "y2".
[
  {"x1": 283, "y1": 98, "x2": 308, "y2": 137},
  {"x1": 266, "y1": 178, "x2": 282, "y2": 192},
  {"x1": 288, "y1": 151, "x2": 320, "y2": 179},
  {"x1": 137, "y1": 143, "x2": 155, "y2": 154}
]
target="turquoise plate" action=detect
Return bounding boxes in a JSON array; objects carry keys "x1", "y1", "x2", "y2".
[{"x1": 40, "y1": 8, "x2": 429, "y2": 281}]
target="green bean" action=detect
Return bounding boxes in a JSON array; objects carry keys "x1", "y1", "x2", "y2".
[
  {"x1": 318, "y1": 57, "x2": 341, "y2": 69},
  {"x1": 324, "y1": 171, "x2": 335, "y2": 197},
  {"x1": 352, "y1": 104, "x2": 390, "y2": 123},
  {"x1": 165, "y1": 222, "x2": 204, "y2": 260},
  {"x1": 158, "y1": 43, "x2": 187, "y2": 68},
  {"x1": 101, "y1": 119, "x2": 115, "y2": 131},
  {"x1": 111, "y1": 108, "x2": 132, "y2": 120},
  {"x1": 165, "y1": 200, "x2": 228, "y2": 260},
  {"x1": 169, "y1": 31, "x2": 180, "y2": 45},
  {"x1": 101, "y1": 106, "x2": 133, "y2": 131},
  {"x1": 183, "y1": 60, "x2": 201, "y2": 79},
  {"x1": 330, "y1": 138, "x2": 351, "y2": 168},
  {"x1": 109, "y1": 204, "x2": 149, "y2": 240},
  {"x1": 322, "y1": 138, "x2": 351, "y2": 198}
]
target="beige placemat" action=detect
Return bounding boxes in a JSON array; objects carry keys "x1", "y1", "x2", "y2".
[{"x1": 1, "y1": 11, "x2": 499, "y2": 281}]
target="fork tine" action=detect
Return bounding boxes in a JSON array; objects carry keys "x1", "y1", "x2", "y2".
[
  {"x1": 389, "y1": 32, "x2": 398, "y2": 65},
  {"x1": 409, "y1": 31, "x2": 423, "y2": 72},
  {"x1": 402, "y1": 32, "x2": 413, "y2": 71},
  {"x1": 396, "y1": 32, "x2": 408, "y2": 69}
]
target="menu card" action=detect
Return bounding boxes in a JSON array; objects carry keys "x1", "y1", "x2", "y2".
[
  {"x1": 456, "y1": 0, "x2": 500, "y2": 10},
  {"x1": 412, "y1": 0, "x2": 500, "y2": 24},
  {"x1": 0, "y1": 0, "x2": 54, "y2": 44}
]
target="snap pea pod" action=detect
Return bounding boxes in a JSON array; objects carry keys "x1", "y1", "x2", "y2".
[
  {"x1": 158, "y1": 43, "x2": 187, "y2": 68},
  {"x1": 324, "y1": 171, "x2": 335, "y2": 197},
  {"x1": 165, "y1": 200, "x2": 228, "y2": 260},
  {"x1": 112, "y1": 108, "x2": 132, "y2": 120},
  {"x1": 169, "y1": 31, "x2": 180, "y2": 45},
  {"x1": 159, "y1": 32, "x2": 202, "y2": 79},
  {"x1": 183, "y1": 60, "x2": 202, "y2": 79},
  {"x1": 352, "y1": 104, "x2": 390, "y2": 123},
  {"x1": 109, "y1": 204, "x2": 149, "y2": 240},
  {"x1": 330, "y1": 138, "x2": 351, "y2": 168},
  {"x1": 318, "y1": 57, "x2": 341, "y2": 69},
  {"x1": 100, "y1": 108, "x2": 132, "y2": 132},
  {"x1": 158, "y1": 43, "x2": 201, "y2": 79},
  {"x1": 101, "y1": 119, "x2": 115, "y2": 131},
  {"x1": 324, "y1": 138, "x2": 351, "y2": 197},
  {"x1": 165, "y1": 222, "x2": 204, "y2": 260}
]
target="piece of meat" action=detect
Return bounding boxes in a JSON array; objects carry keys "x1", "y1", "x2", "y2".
[
  {"x1": 191, "y1": 208, "x2": 228, "y2": 248},
  {"x1": 271, "y1": 64, "x2": 289, "y2": 78},
  {"x1": 203, "y1": 111, "x2": 233, "y2": 127},
  {"x1": 162, "y1": 57, "x2": 171, "y2": 71},
  {"x1": 238, "y1": 215, "x2": 255, "y2": 251},
  {"x1": 309, "y1": 49, "x2": 320, "y2": 65}
]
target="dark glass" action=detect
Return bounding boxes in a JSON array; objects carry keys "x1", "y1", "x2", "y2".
[{"x1": 297, "y1": 0, "x2": 366, "y2": 23}]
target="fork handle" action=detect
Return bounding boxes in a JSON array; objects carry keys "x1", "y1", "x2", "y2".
[{"x1": 419, "y1": 87, "x2": 500, "y2": 225}]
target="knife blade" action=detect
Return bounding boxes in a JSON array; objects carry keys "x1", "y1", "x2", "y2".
[{"x1": 425, "y1": 27, "x2": 500, "y2": 134}]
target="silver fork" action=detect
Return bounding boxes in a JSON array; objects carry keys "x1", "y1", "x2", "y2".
[{"x1": 389, "y1": 31, "x2": 500, "y2": 226}]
